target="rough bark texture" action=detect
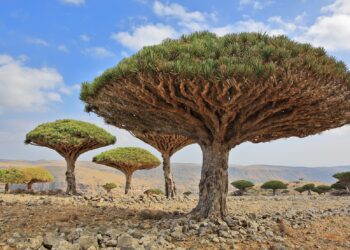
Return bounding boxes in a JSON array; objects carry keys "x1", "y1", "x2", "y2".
[
  {"x1": 162, "y1": 154, "x2": 176, "y2": 198},
  {"x1": 307, "y1": 190, "x2": 312, "y2": 195},
  {"x1": 66, "y1": 157, "x2": 77, "y2": 195},
  {"x1": 27, "y1": 182, "x2": 33, "y2": 190},
  {"x1": 125, "y1": 173, "x2": 132, "y2": 194},
  {"x1": 192, "y1": 143, "x2": 229, "y2": 219},
  {"x1": 130, "y1": 132, "x2": 193, "y2": 198},
  {"x1": 4, "y1": 183, "x2": 9, "y2": 193},
  {"x1": 273, "y1": 189, "x2": 277, "y2": 196}
]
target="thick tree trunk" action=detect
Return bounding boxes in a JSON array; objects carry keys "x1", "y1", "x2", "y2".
[
  {"x1": 65, "y1": 157, "x2": 78, "y2": 195},
  {"x1": 5, "y1": 183, "x2": 9, "y2": 193},
  {"x1": 27, "y1": 182, "x2": 33, "y2": 190},
  {"x1": 307, "y1": 190, "x2": 311, "y2": 195},
  {"x1": 345, "y1": 185, "x2": 350, "y2": 192},
  {"x1": 273, "y1": 189, "x2": 276, "y2": 196},
  {"x1": 125, "y1": 173, "x2": 132, "y2": 194},
  {"x1": 163, "y1": 153, "x2": 176, "y2": 198},
  {"x1": 192, "y1": 143, "x2": 229, "y2": 219}
]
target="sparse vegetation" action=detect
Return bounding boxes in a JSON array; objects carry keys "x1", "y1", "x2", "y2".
[
  {"x1": 25, "y1": 119, "x2": 116, "y2": 195},
  {"x1": 144, "y1": 189, "x2": 164, "y2": 196},
  {"x1": 261, "y1": 180, "x2": 288, "y2": 196},
  {"x1": 294, "y1": 187, "x2": 305, "y2": 194},
  {"x1": 93, "y1": 147, "x2": 160, "y2": 194},
  {"x1": 102, "y1": 182, "x2": 117, "y2": 193},
  {"x1": 231, "y1": 180, "x2": 254, "y2": 195},
  {"x1": 183, "y1": 191, "x2": 192, "y2": 196}
]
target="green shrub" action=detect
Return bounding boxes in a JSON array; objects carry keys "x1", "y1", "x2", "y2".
[
  {"x1": 231, "y1": 180, "x2": 254, "y2": 193},
  {"x1": 144, "y1": 189, "x2": 164, "y2": 196},
  {"x1": 294, "y1": 187, "x2": 305, "y2": 194},
  {"x1": 333, "y1": 172, "x2": 350, "y2": 192},
  {"x1": 183, "y1": 191, "x2": 192, "y2": 196},
  {"x1": 301, "y1": 183, "x2": 315, "y2": 195},
  {"x1": 312, "y1": 185, "x2": 331, "y2": 195},
  {"x1": 102, "y1": 182, "x2": 117, "y2": 193}
]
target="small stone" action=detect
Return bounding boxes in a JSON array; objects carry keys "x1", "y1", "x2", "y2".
[
  {"x1": 79, "y1": 235, "x2": 99, "y2": 250},
  {"x1": 117, "y1": 233, "x2": 139, "y2": 250}
]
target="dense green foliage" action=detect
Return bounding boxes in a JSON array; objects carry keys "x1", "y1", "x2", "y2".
[
  {"x1": 102, "y1": 182, "x2": 117, "y2": 192},
  {"x1": 144, "y1": 189, "x2": 164, "y2": 196},
  {"x1": 312, "y1": 185, "x2": 331, "y2": 195},
  {"x1": 301, "y1": 183, "x2": 315, "y2": 191},
  {"x1": 294, "y1": 187, "x2": 305, "y2": 194},
  {"x1": 231, "y1": 180, "x2": 254, "y2": 191},
  {"x1": 81, "y1": 31, "x2": 349, "y2": 100},
  {"x1": 25, "y1": 119, "x2": 116, "y2": 147},
  {"x1": 21, "y1": 167, "x2": 54, "y2": 184},
  {"x1": 261, "y1": 180, "x2": 288, "y2": 190},
  {"x1": 333, "y1": 172, "x2": 350, "y2": 183},
  {"x1": 0, "y1": 168, "x2": 25, "y2": 184},
  {"x1": 93, "y1": 147, "x2": 160, "y2": 166},
  {"x1": 331, "y1": 182, "x2": 346, "y2": 190}
]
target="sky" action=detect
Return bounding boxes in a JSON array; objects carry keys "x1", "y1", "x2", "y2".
[{"x1": 1, "y1": 0, "x2": 350, "y2": 167}]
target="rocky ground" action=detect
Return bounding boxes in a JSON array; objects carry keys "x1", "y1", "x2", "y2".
[{"x1": 0, "y1": 193, "x2": 349, "y2": 250}]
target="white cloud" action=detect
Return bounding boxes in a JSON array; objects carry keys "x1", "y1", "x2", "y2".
[
  {"x1": 82, "y1": 47, "x2": 115, "y2": 58},
  {"x1": 0, "y1": 54, "x2": 65, "y2": 113},
  {"x1": 297, "y1": 0, "x2": 350, "y2": 51},
  {"x1": 59, "y1": 0, "x2": 85, "y2": 6},
  {"x1": 239, "y1": 0, "x2": 273, "y2": 10},
  {"x1": 57, "y1": 44, "x2": 69, "y2": 53},
  {"x1": 111, "y1": 24, "x2": 177, "y2": 51},
  {"x1": 153, "y1": 1, "x2": 213, "y2": 31},
  {"x1": 27, "y1": 38, "x2": 49, "y2": 47},
  {"x1": 80, "y1": 34, "x2": 90, "y2": 42}
]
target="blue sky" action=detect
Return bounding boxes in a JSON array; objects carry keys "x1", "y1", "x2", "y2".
[{"x1": 1, "y1": 0, "x2": 350, "y2": 166}]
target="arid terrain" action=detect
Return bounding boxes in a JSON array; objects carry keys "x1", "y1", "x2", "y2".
[{"x1": 0, "y1": 193, "x2": 349, "y2": 250}]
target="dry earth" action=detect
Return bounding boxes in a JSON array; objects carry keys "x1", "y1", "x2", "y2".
[{"x1": 0, "y1": 193, "x2": 349, "y2": 250}]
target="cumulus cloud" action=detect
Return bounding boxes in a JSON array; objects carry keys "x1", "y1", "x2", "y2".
[
  {"x1": 297, "y1": 0, "x2": 350, "y2": 51},
  {"x1": 57, "y1": 44, "x2": 69, "y2": 53},
  {"x1": 59, "y1": 0, "x2": 85, "y2": 6},
  {"x1": 80, "y1": 34, "x2": 90, "y2": 42},
  {"x1": 111, "y1": 24, "x2": 177, "y2": 51},
  {"x1": 82, "y1": 47, "x2": 115, "y2": 58},
  {"x1": 0, "y1": 54, "x2": 65, "y2": 113}
]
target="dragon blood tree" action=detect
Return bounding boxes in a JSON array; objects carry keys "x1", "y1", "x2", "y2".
[
  {"x1": 333, "y1": 172, "x2": 350, "y2": 192},
  {"x1": 21, "y1": 167, "x2": 54, "y2": 190},
  {"x1": 81, "y1": 32, "x2": 350, "y2": 219},
  {"x1": 25, "y1": 119, "x2": 116, "y2": 195},
  {"x1": 93, "y1": 147, "x2": 160, "y2": 194},
  {"x1": 0, "y1": 168, "x2": 25, "y2": 193},
  {"x1": 131, "y1": 132, "x2": 193, "y2": 198}
]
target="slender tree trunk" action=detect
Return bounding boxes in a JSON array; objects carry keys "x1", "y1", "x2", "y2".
[
  {"x1": 163, "y1": 153, "x2": 176, "y2": 198},
  {"x1": 4, "y1": 183, "x2": 9, "y2": 193},
  {"x1": 192, "y1": 143, "x2": 229, "y2": 219},
  {"x1": 65, "y1": 156, "x2": 78, "y2": 195},
  {"x1": 273, "y1": 189, "x2": 276, "y2": 196},
  {"x1": 345, "y1": 185, "x2": 350, "y2": 192},
  {"x1": 307, "y1": 190, "x2": 311, "y2": 195},
  {"x1": 27, "y1": 182, "x2": 33, "y2": 190},
  {"x1": 125, "y1": 173, "x2": 132, "y2": 194}
]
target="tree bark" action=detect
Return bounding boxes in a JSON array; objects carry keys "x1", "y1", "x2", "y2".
[
  {"x1": 4, "y1": 183, "x2": 9, "y2": 193},
  {"x1": 273, "y1": 189, "x2": 276, "y2": 196},
  {"x1": 163, "y1": 153, "x2": 176, "y2": 198},
  {"x1": 192, "y1": 143, "x2": 229, "y2": 219},
  {"x1": 307, "y1": 190, "x2": 311, "y2": 195},
  {"x1": 65, "y1": 157, "x2": 78, "y2": 195},
  {"x1": 27, "y1": 182, "x2": 33, "y2": 190},
  {"x1": 125, "y1": 173, "x2": 132, "y2": 194}
]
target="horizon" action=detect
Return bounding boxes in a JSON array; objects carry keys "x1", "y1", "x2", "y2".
[{"x1": 1, "y1": 0, "x2": 350, "y2": 167}]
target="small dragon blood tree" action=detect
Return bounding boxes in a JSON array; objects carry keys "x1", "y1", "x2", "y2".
[
  {"x1": 333, "y1": 172, "x2": 350, "y2": 192},
  {"x1": 261, "y1": 180, "x2": 288, "y2": 196},
  {"x1": 25, "y1": 119, "x2": 116, "y2": 195},
  {"x1": 131, "y1": 132, "x2": 193, "y2": 198},
  {"x1": 21, "y1": 167, "x2": 54, "y2": 190},
  {"x1": 81, "y1": 32, "x2": 350, "y2": 219},
  {"x1": 93, "y1": 147, "x2": 160, "y2": 194},
  {"x1": 0, "y1": 168, "x2": 25, "y2": 193}
]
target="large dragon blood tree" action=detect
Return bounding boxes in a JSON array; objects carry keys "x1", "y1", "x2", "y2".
[
  {"x1": 131, "y1": 132, "x2": 193, "y2": 198},
  {"x1": 93, "y1": 147, "x2": 160, "y2": 194},
  {"x1": 25, "y1": 119, "x2": 116, "y2": 195},
  {"x1": 81, "y1": 32, "x2": 350, "y2": 219}
]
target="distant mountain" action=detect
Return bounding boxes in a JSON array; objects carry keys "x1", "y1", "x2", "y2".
[{"x1": 0, "y1": 160, "x2": 349, "y2": 193}]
